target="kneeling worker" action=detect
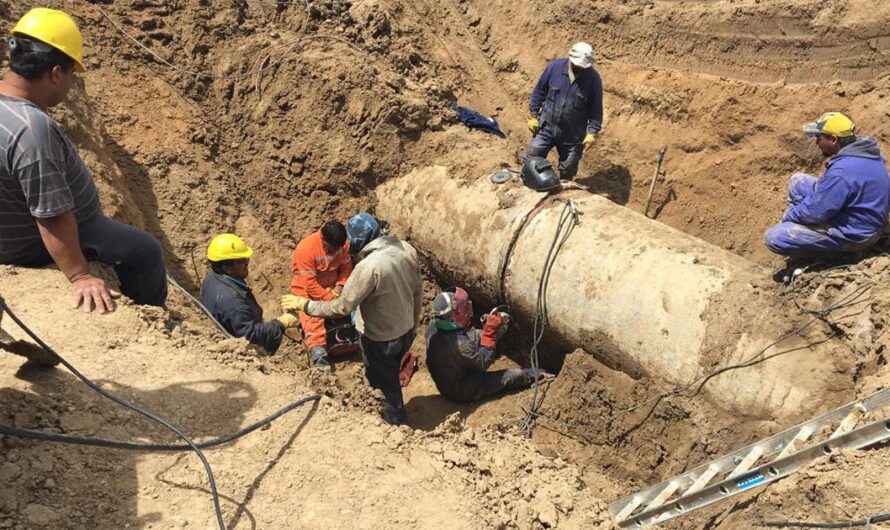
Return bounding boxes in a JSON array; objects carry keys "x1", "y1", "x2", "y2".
[
  {"x1": 201, "y1": 234, "x2": 297, "y2": 354},
  {"x1": 282, "y1": 213, "x2": 422, "y2": 425},
  {"x1": 290, "y1": 220, "x2": 353, "y2": 369},
  {"x1": 426, "y1": 287, "x2": 551, "y2": 402},
  {"x1": 765, "y1": 112, "x2": 890, "y2": 259}
]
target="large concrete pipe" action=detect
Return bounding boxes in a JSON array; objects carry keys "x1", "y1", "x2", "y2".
[{"x1": 376, "y1": 166, "x2": 854, "y2": 419}]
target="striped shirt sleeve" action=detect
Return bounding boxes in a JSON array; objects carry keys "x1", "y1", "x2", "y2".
[{"x1": 16, "y1": 158, "x2": 75, "y2": 218}]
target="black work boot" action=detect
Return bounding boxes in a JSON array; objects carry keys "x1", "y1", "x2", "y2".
[
  {"x1": 381, "y1": 391, "x2": 408, "y2": 425},
  {"x1": 308, "y1": 346, "x2": 331, "y2": 370},
  {"x1": 381, "y1": 403, "x2": 408, "y2": 426}
]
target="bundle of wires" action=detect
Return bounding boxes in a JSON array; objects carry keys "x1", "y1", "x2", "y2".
[{"x1": 519, "y1": 199, "x2": 579, "y2": 437}]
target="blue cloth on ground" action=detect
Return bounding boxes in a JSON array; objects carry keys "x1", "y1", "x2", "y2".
[{"x1": 450, "y1": 103, "x2": 506, "y2": 138}]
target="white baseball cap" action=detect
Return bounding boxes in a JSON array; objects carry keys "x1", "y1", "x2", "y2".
[{"x1": 568, "y1": 41, "x2": 594, "y2": 68}]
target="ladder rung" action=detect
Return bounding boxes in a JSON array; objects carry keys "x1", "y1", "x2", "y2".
[
  {"x1": 686, "y1": 465, "x2": 720, "y2": 495},
  {"x1": 614, "y1": 496, "x2": 644, "y2": 523},
  {"x1": 643, "y1": 481, "x2": 681, "y2": 512},
  {"x1": 609, "y1": 388, "x2": 890, "y2": 528},
  {"x1": 728, "y1": 446, "x2": 763, "y2": 478},
  {"x1": 831, "y1": 404, "x2": 866, "y2": 439},
  {"x1": 777, "y1": 426, "x2": 814, "y2": 459}
]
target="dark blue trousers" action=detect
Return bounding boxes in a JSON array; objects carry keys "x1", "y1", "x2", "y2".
[
  {"x1": 764, "y1": 173, "x2": 880, "y2": 258},
  {"x1": 522, "y1": 126, "x2": 585, "y2": 179},
  {"x1": 15, "y1": 214, "x2": 167, "y2": 307}
]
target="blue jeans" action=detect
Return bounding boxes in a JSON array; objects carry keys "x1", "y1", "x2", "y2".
[
  {"x1": 764, "y1": 173, "x2": 879, "y2": 258},
  {"x1": 522, "y1": 126, "x2": 585, "y2": 179},
  {"x1": 16, "y1": 214, "x2": 167, "y2": 307}
]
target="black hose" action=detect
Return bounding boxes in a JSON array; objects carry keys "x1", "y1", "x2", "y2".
[
  {"x1": 0, "y1": 297, "x2": 300, "y2": 530},
  {"x1": 520, "y1": 200, "x2": 578, "y2": 437},
  {"x1": 0, "y1": 393, "x2": 320, "y2": 450},
  {"x1": 763, "y1": 511, "x2": 890, "y2": 528}
]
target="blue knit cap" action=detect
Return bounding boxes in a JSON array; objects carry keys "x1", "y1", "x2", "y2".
[{"x1": 346, "y1": 212, "x2": 381, "y2": 255}]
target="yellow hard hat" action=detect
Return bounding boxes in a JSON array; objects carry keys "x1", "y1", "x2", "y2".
[
  {"x1": 207, "y1": 233, "x2": 254, "y2": 262},
  {"x1": 12, "y1": 8, "x2": 85, "y2": 73},
  {"x1": 802, "y1": 112, "x2": 856, "y2": 138}
]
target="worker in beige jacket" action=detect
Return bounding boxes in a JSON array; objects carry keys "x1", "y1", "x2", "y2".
[{"x1": 283, "y1": 213, "x2": 422, "y2": 425}]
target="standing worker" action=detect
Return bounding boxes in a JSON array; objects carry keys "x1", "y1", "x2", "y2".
[
  {"x1": 290, "y1": 221, "x2": 353, "y2": 369},
  {"x1": 522, "y1": 42, "x2": 604, "y2": 181},
  {"x1": 282, "y1": 213, "x2": 422, "y2": 425},
  {"x1": 426, "y1": 288, "x2": 551, "y2": 402},
  {"x1": 0, "y1": 8, "x2": 167, "y2": 312},
  {"x1": 765, "y1": 112, "x2": 890, "y2": 259},
  {"x1": 201, "y1": 234, "x2": 298, "y2": 354}
]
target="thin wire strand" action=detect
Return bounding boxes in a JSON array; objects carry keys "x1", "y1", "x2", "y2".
[
  {"x1": 166, "y1": 274, "x2": 232, "y2": 337},
  {"x1": 96, "y1": 6, "x2": 363, "y2": 81},
  {"x1": 520, "y1": 200, "x2": 579, "y2": 437},
  {"x1": 763, "y1": 510, "x2": 890, "y2": 528},
  {"x1": 617, "y1": 264, "x2": 880, "y2": 417}
]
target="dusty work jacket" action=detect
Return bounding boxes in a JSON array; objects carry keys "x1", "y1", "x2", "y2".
[
  {"x1": 528, "y1": 57, "x2": 604, "y2": 144},
  {"x1": 305, "y1": 235, "x2": 422, "y2": 342},
  {"x1": 200, "y1": 271, "x2": 284, "y2": 353},
  {"x1": 425, "y1": 322, "x2": 496, "y2": 395},
  {"x1": 290, "y1": 230, "x2": 352, "y2": 300},
  {"x1": 784, "y1": 137, "x2": 890, "y2": 241}
]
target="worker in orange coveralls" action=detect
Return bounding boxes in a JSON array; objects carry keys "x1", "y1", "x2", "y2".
[{"x1": 290, "y1": 220, "x2": 353, "y2": 369}]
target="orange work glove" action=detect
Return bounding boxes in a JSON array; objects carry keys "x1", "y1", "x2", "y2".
[{"x1": 480, "y1": 312, "x2": 503, "y2": 348}]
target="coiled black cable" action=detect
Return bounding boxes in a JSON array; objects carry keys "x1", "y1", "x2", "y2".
[
  {"x1": 520, "y1": 199, "x2": 579, "y2": 437},
  {"x1": 0, "y1": 297, "x2": 320, "y2": 529},
  {"x1": 0, "y1": 393, "x2": 320, "y2": 450}
]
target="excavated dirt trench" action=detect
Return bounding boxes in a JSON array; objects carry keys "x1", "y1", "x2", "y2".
[{"x1": 3, "y1": 0, "x2": 890, "y2": 528}]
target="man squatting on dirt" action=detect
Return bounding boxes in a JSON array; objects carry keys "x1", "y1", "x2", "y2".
[
  {"x1": 201, "y1": 233, "x2": 299, "y2": 354},
  {"x1": 0, "y1": 8, "x2": 167, "y2": 313},
  {"x1": 282, "y1": 213, "x2": 422, "y2": 426},
  {"x1": 765, "y1": 112, "x2": 890, "y2": 259},
  {"x1": 426, "y1": 287, "x2": 551, "y2": 402}
]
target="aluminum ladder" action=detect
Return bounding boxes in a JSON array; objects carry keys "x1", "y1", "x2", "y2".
[{"x1": 609, "y1": 387, "x2": 890, "y2": 528}]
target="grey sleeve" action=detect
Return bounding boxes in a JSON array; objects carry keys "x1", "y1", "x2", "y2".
[
  {"x1": 13, "y1": 117, "x2": 76, "y2": 218},
  {"x1": 412, "y1": 272, "x2": 423, "y2": 325},
  {"x1": 456, "y1": 329, "x2": 496, "y2": 371},
  {"x1": 306, "y1": 262, "x2": 376, "y2": 318},
  {"x1": 16, "y1": 159, "x2": 75, "y2": 218}
]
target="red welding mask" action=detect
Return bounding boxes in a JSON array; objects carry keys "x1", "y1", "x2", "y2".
[
  {"x1": 451, "y1": 287, "x2": 473, "y2": 329},
  {"x1": 433, "y1": 287, "x2": 474, "y2": 329}
]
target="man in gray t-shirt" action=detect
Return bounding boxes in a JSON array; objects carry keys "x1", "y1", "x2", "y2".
[{"x1": 0, "y1": 8, "x2": 166, "y2": 311}]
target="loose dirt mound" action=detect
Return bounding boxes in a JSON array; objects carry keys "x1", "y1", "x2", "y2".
[
  {"x1": 7, "y1": 0, "x2": 890, "y2": 292},
  {"x1": 0, "y1": 267, "x2": 608, "y2": 529},
  {"x1": 3, "y1": 0, "x2": 890, "y2": 528}
]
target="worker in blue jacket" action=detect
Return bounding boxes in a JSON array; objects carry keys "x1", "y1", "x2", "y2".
[
  {"x1": 522, "y1": 42, "x2": 604, "y2": 180},
  {"x1": 200, "y1": 233, "x2": 298, "y2": 354},
  {"x1": 765, "y1": 112, "x2": 890, "y2": 258}
]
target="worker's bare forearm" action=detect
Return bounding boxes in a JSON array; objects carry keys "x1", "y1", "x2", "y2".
[{"x1": 36, "y1": 212, "x2": 91, "y2": 282}]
